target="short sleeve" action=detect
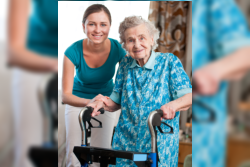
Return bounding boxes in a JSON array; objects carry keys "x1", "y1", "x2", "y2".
[
  {"x1": 64, "y1": 41, "x2": 80, "y2": 67},
  {"x1": 110, "y1": 57, "x2": 128, "y2": 104},
  {"x1": 169, "y1": 54, "x2": 192, "y2": 100},
  {"x1": 110, "y1": 91, "x2": 121, "y2": 105},
  {"x1": 210, "y1": 0, "x2": 250, "y2": 58},
  {"x1": 175, "y1": 88, "x2": 192, "y2": 100}
]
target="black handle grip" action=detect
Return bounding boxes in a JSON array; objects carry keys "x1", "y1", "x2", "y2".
[
  {"x1": 189, "y1": 78, "x2": 215, "y2": 123},
  {"x1": 85, "y1": 106, "x2": 105, "y2": 114},
  {"x1": 153, "y1": 109, "x2": 174, "y2": 134},
  {"x1": 83, "y1": 107, "x2": 104, "y2": 129},
  {"x1": 156, "y1": 109, "x2": 163, "y2": 117},
  {"x1": 98, "y1": 108, "x2": 105, "y2": 114},
  {"x1": 192, "y1": 79, "x2": 216, "y2": 123},
  {"x1": 192, "y1": 99, "x2": 215, "y2": 123},
  {"x1": 83, "y1": 107, "x2": 104, "y2": 122}
]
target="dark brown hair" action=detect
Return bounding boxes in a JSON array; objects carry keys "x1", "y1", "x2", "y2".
[{"x1": 82, "y1": 4, "x2": 112, "y2": 25}]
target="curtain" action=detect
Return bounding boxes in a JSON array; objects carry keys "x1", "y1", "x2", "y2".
[
  {"x1": 148, "y1": 1, "x2": 192, "y2": 131},
  {"x1": 148, "y1": 1, "x2": 190, "y2": 65}
]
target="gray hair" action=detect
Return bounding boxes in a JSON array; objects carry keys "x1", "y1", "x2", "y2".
[{"x1": 118, "y1": 16, "x2": 160, "y2": 50}]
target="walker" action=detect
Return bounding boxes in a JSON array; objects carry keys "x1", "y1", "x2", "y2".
[
  {"x1": 74, "y1": 107, "x2": 173, "y2": 167},
  {"x1": 29, "y1": 73, "x2": 58, "y2": 167}
]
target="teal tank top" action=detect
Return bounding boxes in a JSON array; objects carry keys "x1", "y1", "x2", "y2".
[
  {"x1": 26, "y1": 0, "x2": 58, "y2": 57},
  {"x1": 64, "y1": 38, "x2": 126, "y2": 99}
]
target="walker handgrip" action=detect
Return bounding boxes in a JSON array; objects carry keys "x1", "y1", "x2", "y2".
[
  {"x1": 151, "y1": 109, "x2": 163, "y2": 126},
  {"x1": 156, "y1": 109, "x2": 163, "y2": 117},
  {"x1": 85, "y1": 106, "x2": 104, "y2": 116},
  {"x1": 155, "y1": 109, "x2": 174, "y2": 134},
  {"x1": 98, "y1": 108, "x2": 105, "y2": 114},
  {"x1": 157, "y1": 122, "x2": 174, "y2": 134},
  {"x1": 192, "y1": 79, "x2": 216, "y2": 123}
]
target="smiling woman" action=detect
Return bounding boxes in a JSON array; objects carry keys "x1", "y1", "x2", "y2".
[
  {"x1": 123, "y1": 24, "x2": 154, "y2": 67},
  {"x1": 119, "y1": 16, "x2": 159, "y2": 67},
  {"x1": 58, "y1": 1, "x2": 151, "y2": 86},
  {"x1": 61, "y1": 4, "x2": 126, "y2": 167},
  {"x1": 87, "y1": 16, "x2": 192, "y2": 167},
  {"x1": 82, "y1": 11, "x2": 111, "y2": 68},
  {"x1": 83, "y1": 9, "x2": 110, "y2": 44}
]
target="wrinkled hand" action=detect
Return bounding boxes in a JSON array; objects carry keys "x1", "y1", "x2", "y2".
[
  {"x1": 88, "y1": 94, "x2": 109, "y2": 105},
  {"x1": 87, "y1": 100, "x2": 105, "y2": 117},
  {"x1": 160, "y1": 103, "x2": 176, "y2": 120},
  {"x1": 193, "y1": 68, "x2": 220, "y2": 95},
  {"x1": 87, "y1": 94, "x2": 110, "y2": 117}
]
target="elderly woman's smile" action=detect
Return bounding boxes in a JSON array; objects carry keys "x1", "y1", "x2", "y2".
[
  {"x1": 88, "y1": 15, "x2": 192, "y2": 167},
  {"x1": 124, "y1": 24, "x2": 154, "y2": 67}
]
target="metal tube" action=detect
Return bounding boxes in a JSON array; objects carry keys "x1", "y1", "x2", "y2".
[
  {"x1": 79, "y1": 107, "x2": 88, "y2": 146},
  {"x1": 37, "y1": 74, "x2": 54, "y2": 144},
  {"x1": 147, "y1": 110, "x2": 158, "y2": 153}
]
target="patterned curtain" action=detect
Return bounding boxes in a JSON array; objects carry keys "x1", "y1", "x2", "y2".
[
  {"x1": 148, "y1": 1, "x2": 190, "y2": 62},
  {"x1": 148, "y1": 2, "x2": 192, "y2": 130}
]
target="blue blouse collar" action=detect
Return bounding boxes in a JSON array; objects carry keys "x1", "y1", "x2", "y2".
[{"x1": 129, "y1": 51, "x2": 156, "y2": 70}]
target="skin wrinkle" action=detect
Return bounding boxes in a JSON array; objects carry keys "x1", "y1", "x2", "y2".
[
  {"x1": 176, "y1": 96, "x2": 183, "y2": 103},
  {"x1": 86, "y1": 16, "x2": 193, "y2": 166},
  {"x1": 124, "y1": 24, "x2": 154, "y2": 67},
  {"x1": 88, "y1": 23, "x2": 192, "y2": 120}
]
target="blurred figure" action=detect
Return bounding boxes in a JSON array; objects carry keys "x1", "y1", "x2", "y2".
[
  {"x1": 8, "y1": 0, "x2": 58, "y2": 166},
  {"x1": 192, "y1": 0, "x2": 250, "y2": 167}
]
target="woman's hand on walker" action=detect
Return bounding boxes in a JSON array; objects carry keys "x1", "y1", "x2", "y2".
[
  {"x1": 89, "y1": 94, "x2": 109, "y2": 104},
  {"x1": 87, "y1": 100, "x2": 105, "y2": 117},
  {"x1": 91, "y1": 94, "x2": 110, "y2": 105},
  {"x1": 193, "y1": 68, "x2": 220, "y2": 95},
  {"x1": 88, "y1": 94, "x2": 103, "y2": 104},
  {"x1": 160, "y1": 103, "x2": 176, "y2": 120}
]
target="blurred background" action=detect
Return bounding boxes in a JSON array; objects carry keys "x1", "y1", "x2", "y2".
[
  {"x1": 0, "y1": 0, "x2": 58, "y2": 167},
  {"x1": 226, "y1": 0, "x2": 250, "y2": 166},
  {"x1": 228, "y1": 0, "x2": 250, "y2": 138},
  {"x1": 0, "y1": 0, "x2": 249, "y2": 167},
  {"x1": 191, "y1": 0, "x2": 250, "y2": 167},
  {"x1": 0, "y1": 0, "x2": 12, "y2": 167}
]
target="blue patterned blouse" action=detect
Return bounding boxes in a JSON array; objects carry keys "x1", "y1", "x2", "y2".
[{"x1": 109, "y1": 51, "x2": 192, "y2": 167}]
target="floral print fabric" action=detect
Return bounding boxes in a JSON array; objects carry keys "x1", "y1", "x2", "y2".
[{"x1": 109, "y1": 52, "x2": 192, "y2": 167}]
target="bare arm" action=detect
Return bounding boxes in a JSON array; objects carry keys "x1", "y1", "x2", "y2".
[
  {"x1": 62, "y1": 56, "x2": 90, "y2": 107},
  {"x1": 204, "y1": 46, "x2": 250, "y2": 80},
  {"x1": 172, "y1": 93, "x2": 192, "y2": 111},
  {"x1": 103, "y1": 98, "x2": 121, "y2": 112},
  {"x1": 193, "y1": 47, "x2": 250, "y2": 95},
  {"x1": 8, "y1": 0, "x2": 57, "y2": 72},
  {"x1": 160, "y1": 93, "x2": 192, "y2": 119}
]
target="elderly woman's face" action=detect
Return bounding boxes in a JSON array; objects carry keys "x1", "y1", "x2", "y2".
[
  {"x1": 83, "y1": 11, "x2": 111, "y2": 44},
  {"x1": 124, "y1": 24, "x2": 154, "y2": 62}
]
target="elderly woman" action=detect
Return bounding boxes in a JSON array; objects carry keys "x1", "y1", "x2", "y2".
[{"x1": 88, "y1": 16, "x2": 192, "y2": 167}]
